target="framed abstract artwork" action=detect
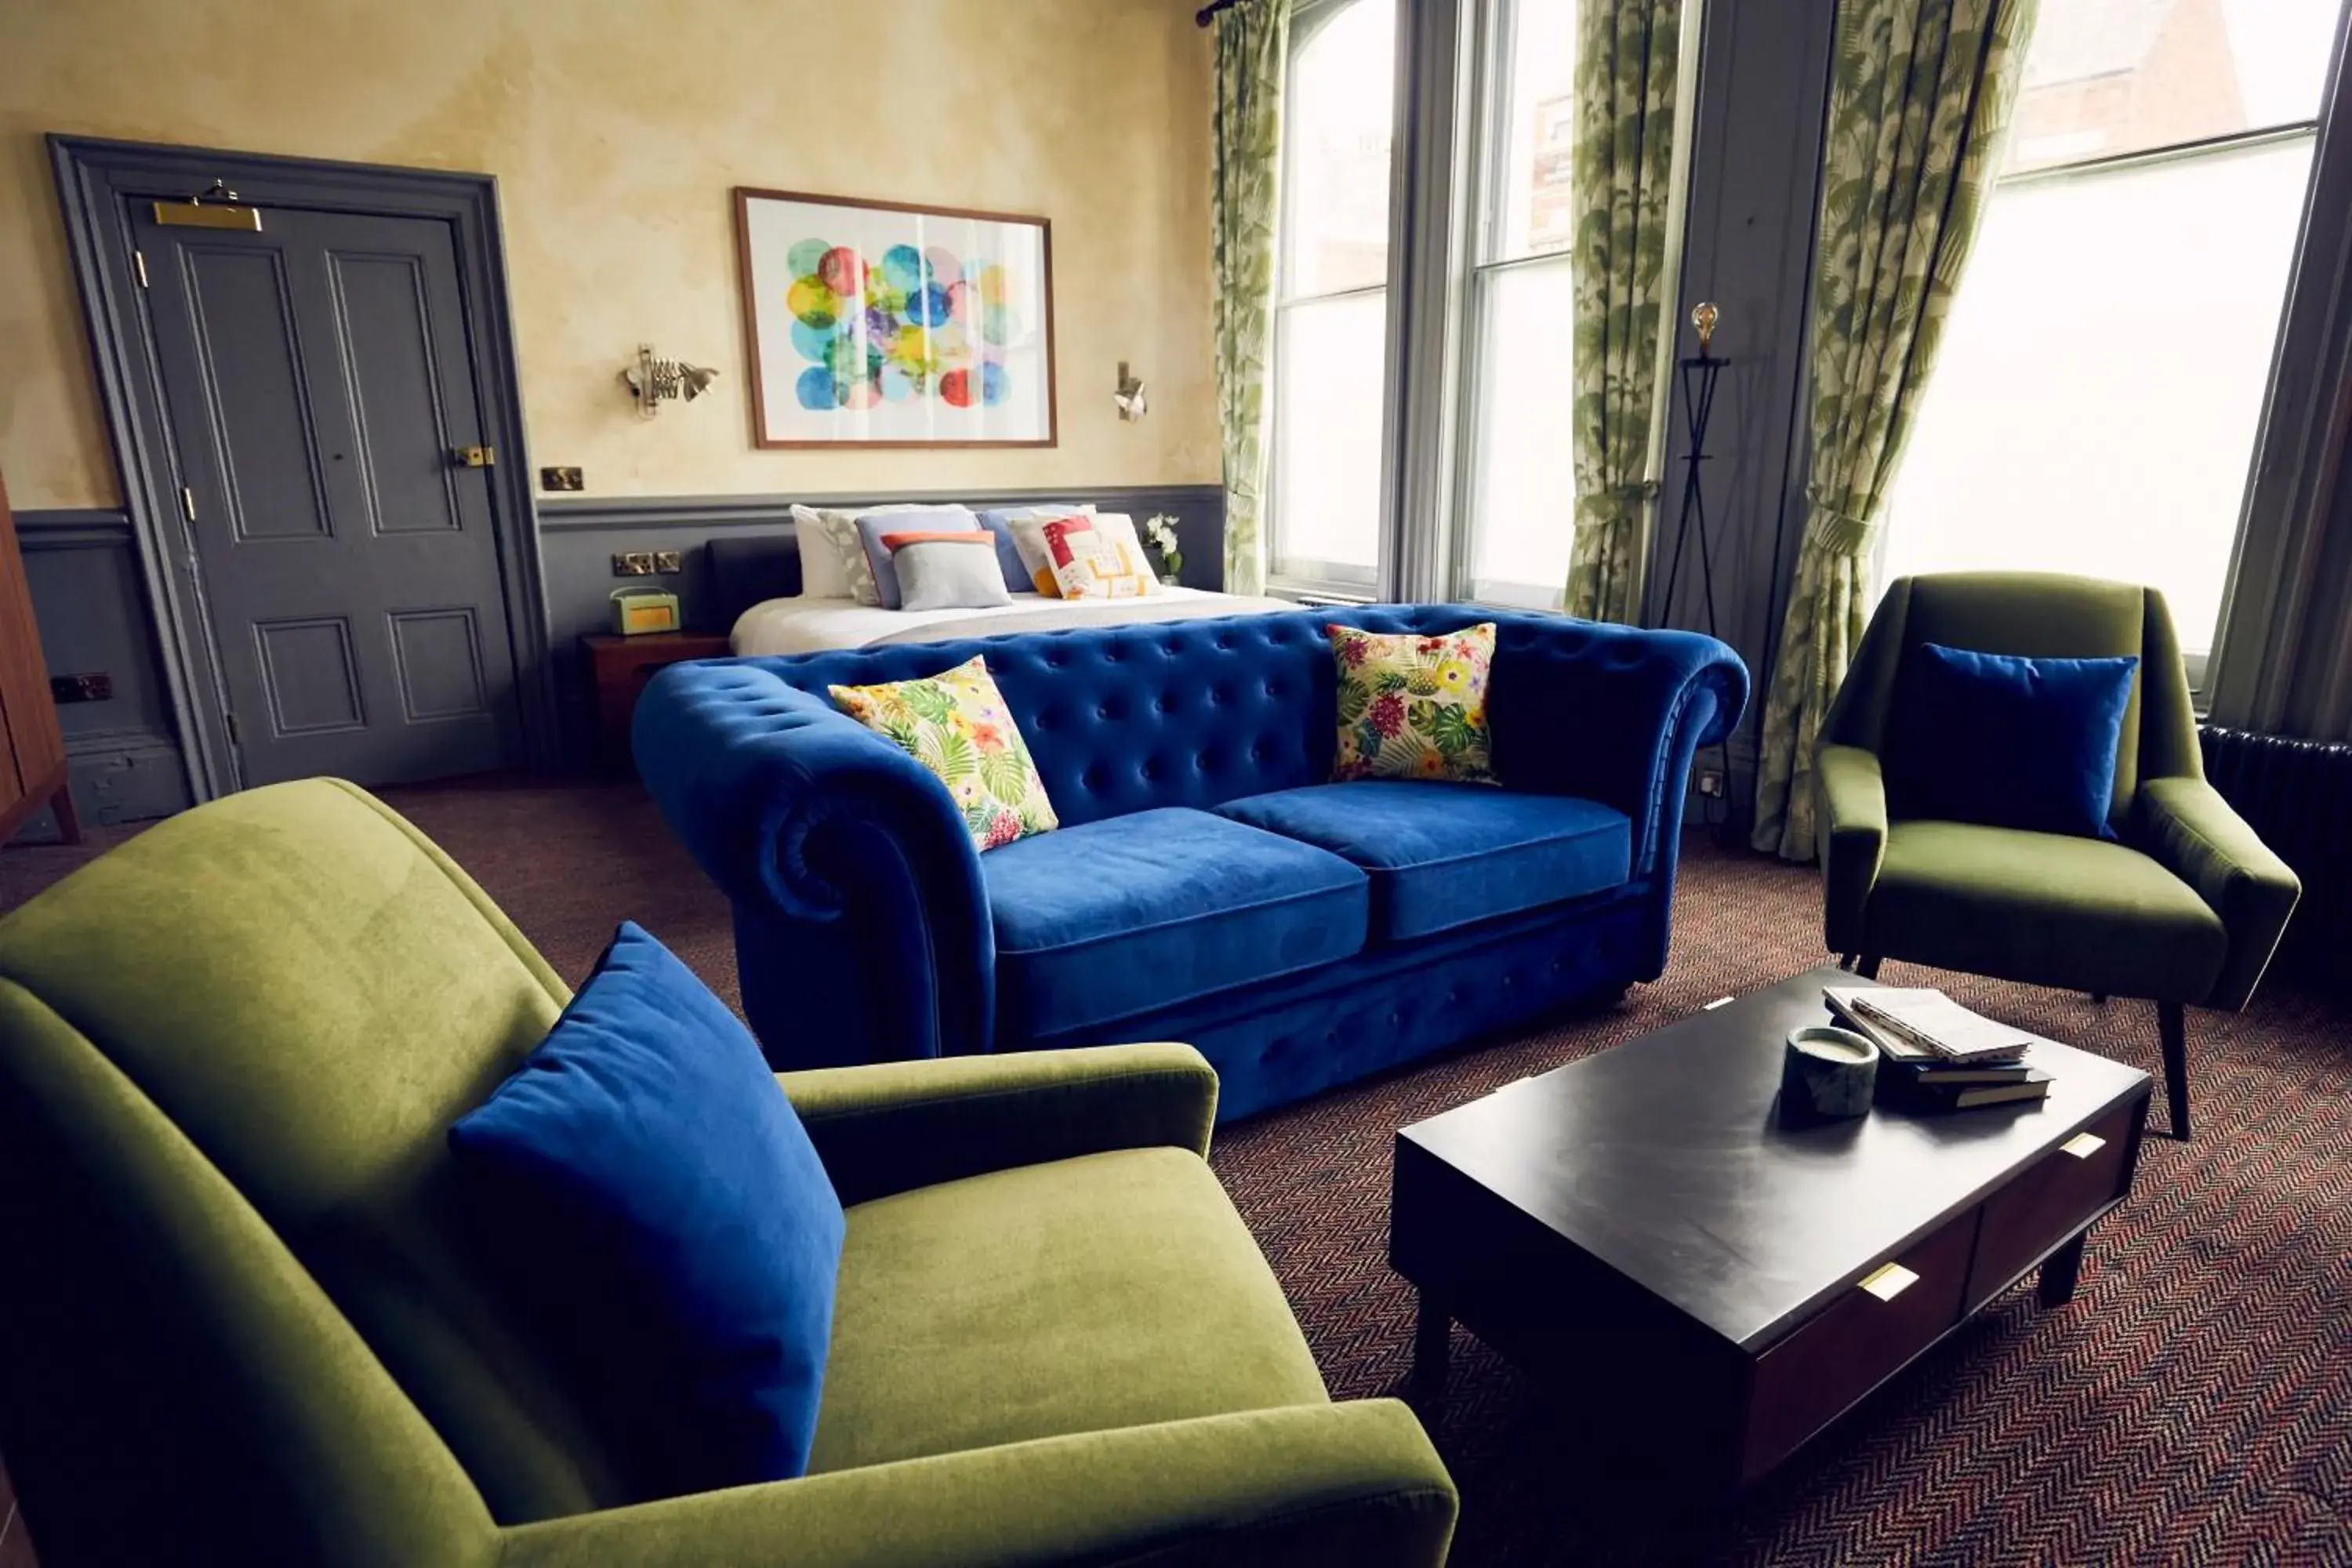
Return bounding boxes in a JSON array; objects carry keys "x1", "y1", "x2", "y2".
[{"x1": 733, "y1": 187, "x2": 1058, "y2": 448}]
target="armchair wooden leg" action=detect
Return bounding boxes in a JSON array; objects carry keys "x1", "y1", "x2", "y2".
[
  {"x1": 2158, "y1": 1001, "x2": 2190, "y2": 1142},
  {"x1": 1856, "y1": 954, "x2": 1882, "y2": 981},
  {"x1": 1838, "y1": 953, "x2": 1857, "y2": 972}
]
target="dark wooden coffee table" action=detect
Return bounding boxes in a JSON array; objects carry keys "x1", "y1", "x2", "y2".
[{"x1": 1391, "y1": 967, "x2": 2151, "y2": 1494}]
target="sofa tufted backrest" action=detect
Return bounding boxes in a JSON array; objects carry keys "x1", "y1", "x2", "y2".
[{"x1": 750, "y1": 606, "x2": 1741, "y2": 846}]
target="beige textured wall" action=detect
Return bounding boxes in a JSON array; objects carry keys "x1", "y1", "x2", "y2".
[{"x1": 0, "y1": 0, "x2": 1218, "y2": 510}]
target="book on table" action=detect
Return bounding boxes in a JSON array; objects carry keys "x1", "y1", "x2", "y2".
[
  {"x1": 1820, "y1": 984, "x2": 2054, "y2": 1112},
  {"x1": 1820, "y1": 985, "x2": 2037, "y2": 1065},
  {"x1": 1881, "y1": 1068, "x2": 2054, "y2": 1112}
]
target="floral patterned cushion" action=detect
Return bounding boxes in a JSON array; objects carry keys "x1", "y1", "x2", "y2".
[
  {"x1": 1328, "y1": 622, "x2": 1497, "y2": 784},
  {"x1": 828, "y1": 655, "x2": 1059, "y2": 850}
]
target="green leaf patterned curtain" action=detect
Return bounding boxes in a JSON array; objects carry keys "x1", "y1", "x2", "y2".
[
  {"x1": 1565, "y1": 0, "x2": 1686, "y2": 623},
  {"x1": 1213, "y1": 0, "x2": 1290, "y2": 597},
  {"x1": 1749, "y1": 0, "x2": 2037, "y2": 859}
]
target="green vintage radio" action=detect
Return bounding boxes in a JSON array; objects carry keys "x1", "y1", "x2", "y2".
[{"x1": 610, "y1": 587, "x2": 682, "y2": 636}]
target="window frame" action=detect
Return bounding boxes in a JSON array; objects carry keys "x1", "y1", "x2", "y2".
[
  {"x1": 1264, "y1": 0, "x2": 1400, "y2": 600},
  {"x1": 1447, "y1": 0, "x2": 1572, "y2": 611},
  {"x1": 1876, "y1": 24, "x2": 2339, "y2": 691},
  {"x1": 1444, "y1": 0, "x2": 1698, "y2": 614}
]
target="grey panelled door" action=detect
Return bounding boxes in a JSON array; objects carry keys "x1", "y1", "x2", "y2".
[{"x1": 135, "y1": 202, "x2": 524, "y2": 787}]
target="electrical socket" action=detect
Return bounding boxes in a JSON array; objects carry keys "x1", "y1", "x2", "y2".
[
  {"x1": 1697, "y1": 769, "x2": 1725, "y2": 797},
  {"x1": 539, "y1": 466, "x2": 584, "y2": 492},
  {"x1": 652, "y1": 550, "x2": 682, "y2": 574},
  {"x1": 612, "y1": 551, "x2": 656, "y2": 576}
]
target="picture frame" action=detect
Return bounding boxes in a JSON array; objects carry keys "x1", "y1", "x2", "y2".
[{"x1": 732, "y1": 187, "x2": 1058, "y2": 449}]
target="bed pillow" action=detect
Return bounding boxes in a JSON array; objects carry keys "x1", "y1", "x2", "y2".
[
  {"x1": 790, "y1": 504, "x2": 929, "y2": 604},
  {"x1": 993, "y1": 503, "x2": 1099, "y2": 597},
  {"x1": 448, "y1": 921, "x2": 845, "y2": 1500},
  {"x1": 1886, "y1": 641, "x2": 2139, "y2": 839},
  {"x1": 1012, "y1": 511, "x2": 1159, "y2": 601},
  {"x1": 1330, "y1": 622, "x2": 1498, "y2": 784},
  {"x1": 884, "y1": 532, "x2": 1015, "y2": 612},
  {"x1": 789, "y1": 506, "x2": 860, "y2": 601},
  {"x1": 829, "y1": 655, "x2": 1058, "y2": 850},
  {"x1": 855, "y1": 505, "x2": 979, "y2": 611}
]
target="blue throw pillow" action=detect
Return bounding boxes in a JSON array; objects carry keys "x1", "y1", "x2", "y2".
[
  {"x1": 448, "y1": 921, "x2": 844, "y2": 1500},
  {"x1": 1887, "y1": 642, "x2": 2139, "y2": 839}
]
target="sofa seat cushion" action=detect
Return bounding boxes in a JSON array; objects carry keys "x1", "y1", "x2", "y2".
[
  {"x1": 808, "y1": 1146, "x2": 1328, "y2": 1473},
  {"x1": 983, "y1": 808, "x2": 1369, "y2": 1038},
  {"x1": 1215, "y1": 782, "x2": 1632, "y2": 942},
  {"x1": 1869, "y1": 819, "x2": 2227, "y2": 1001}
]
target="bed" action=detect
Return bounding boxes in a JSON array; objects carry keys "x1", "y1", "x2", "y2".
[{"x1": 709, "y1": 532, "x2": 1294, "y2": 655}]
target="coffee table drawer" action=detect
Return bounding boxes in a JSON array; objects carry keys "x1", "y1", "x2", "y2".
[
  {"x1": 1739, "y1": 1210, "x2": 1976, "y2": 1483},
  {"x1": 1965, "y1": 1098, "x2": 2140, "y2": 1311}
]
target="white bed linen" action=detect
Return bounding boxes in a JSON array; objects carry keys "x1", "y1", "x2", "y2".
[{"x1": 729, "y1": 586, "x2": 1295, "y2": 656}]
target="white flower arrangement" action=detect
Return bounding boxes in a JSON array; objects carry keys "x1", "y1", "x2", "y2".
[{"x1": 1142, "y1": 514, "x2": 1185, "y2": 584}]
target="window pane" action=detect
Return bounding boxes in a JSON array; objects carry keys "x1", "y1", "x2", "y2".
[
  {"x1": 1283, "y1": 0, "x2": 1397, "y2": 297},
  {"x1": 2009, "y1": 0, "x2": 2339, "y2": 174},
  {"x1": 1272, "y1": 292, "x2": 1388, "y2": 582},
  {"x1": 1882, "y1": 137, "x2": 2314, "y2": 655},
  {"x1": 1490, "y1": 0, "x2": 1579, "y2": 262},
  {"x1": 1463, "y1": 260, "x2": 1577, "y2": 606}
]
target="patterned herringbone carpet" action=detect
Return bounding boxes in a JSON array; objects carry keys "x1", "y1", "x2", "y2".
[{"x1": 2, "y1": 779, "x2": 2347, "y2": 1566}]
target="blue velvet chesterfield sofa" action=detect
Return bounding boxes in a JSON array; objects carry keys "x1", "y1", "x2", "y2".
[{"x1": 637, "y1": 607, "x2": 1746, "y2": 1120}]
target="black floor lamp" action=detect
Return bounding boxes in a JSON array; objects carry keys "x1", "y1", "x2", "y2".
[{"x1": 1650, "y1": 302, "x2": 1736, "y2": 836}]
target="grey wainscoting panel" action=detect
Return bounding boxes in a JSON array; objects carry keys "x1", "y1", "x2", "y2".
[
  {"x1": 15, "y1": 509, "x2": 193, "y2": 837},
  {"x1": 535, "y1": 484, "x2": 1225, "y2": 767}
]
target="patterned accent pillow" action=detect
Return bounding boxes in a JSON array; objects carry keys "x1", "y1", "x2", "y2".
[
  {"x1": 828, "y1": 655, "x2": 1059, "y2": 850},
  {"x1": 982, "y1": 503, "x2": 1095, "y2": 594},
  {"x1": 1025, "y1": 512, "x2": 1158, "y2": 600},
  {"x1": 1328, "y1": 623, "x2": 1498, "y2": 784}
]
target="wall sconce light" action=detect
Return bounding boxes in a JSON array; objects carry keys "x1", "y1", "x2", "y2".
[
  {"x1": 623, "y1": 346, "x2": 721, "y2": 418},
  {"x1": 1114, "y1": 361, "x2": 1149, "y2": 422}
]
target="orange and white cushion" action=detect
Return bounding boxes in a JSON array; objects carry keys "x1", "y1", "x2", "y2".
[{"x1": 1012, "y1": 512, "x2": 1159, "y2": 601}]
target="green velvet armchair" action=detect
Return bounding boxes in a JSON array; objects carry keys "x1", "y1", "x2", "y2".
[
  {"x1": 1815, "y1": 573, "x2": 2300, "y2": 1142},
  {"x1": 0, "y1": 779, "x2": 1457, "y2": 1568}
]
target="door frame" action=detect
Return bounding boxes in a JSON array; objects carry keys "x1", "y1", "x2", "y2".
[{"x1": 49, "y1": 134, "x2": 557, "y2": 800}]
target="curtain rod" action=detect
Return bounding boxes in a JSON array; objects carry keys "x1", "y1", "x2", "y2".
[{"x1": 1196, "y1": 0, "x2": 1242, "y2": 26}]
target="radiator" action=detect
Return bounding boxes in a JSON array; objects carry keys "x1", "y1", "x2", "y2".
[{"x1": 2198, "y1": 725, "x2": 2352, "y2": 992}]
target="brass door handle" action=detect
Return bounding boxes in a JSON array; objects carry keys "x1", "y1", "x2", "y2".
[{"x1": 1858, "y1": 1261, "x2": 1918, "y2": 1301}]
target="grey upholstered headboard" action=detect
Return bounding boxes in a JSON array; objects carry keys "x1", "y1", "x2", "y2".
[{"x1": 706, "y1": 532, "x2": 804, "y2": 629}]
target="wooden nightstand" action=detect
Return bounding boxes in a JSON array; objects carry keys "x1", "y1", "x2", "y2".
[{"x1": 583, "y1": 631, "x2": 733, "y2": 771}]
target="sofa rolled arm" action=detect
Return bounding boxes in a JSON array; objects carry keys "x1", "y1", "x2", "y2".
[
  {"x1": 495, "y1": 1399, "x2": 1457, "y2": 1568},
  {"x1": 2139, "y1": 776, "x2": 2301, "y2": 1011},
  {"x1": 780, "y1": 1043, "x2": 1220, "y2": 1206},
  {"x1": 1459, "y1": 615, "x2": 1746, "y2": 880},
  {"x1": 633, "y1": 661, "x2": 994, "y2": 1061},
  {"x1": 1816, "y1": 744, "x2": 1889, "y2": 957}
]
